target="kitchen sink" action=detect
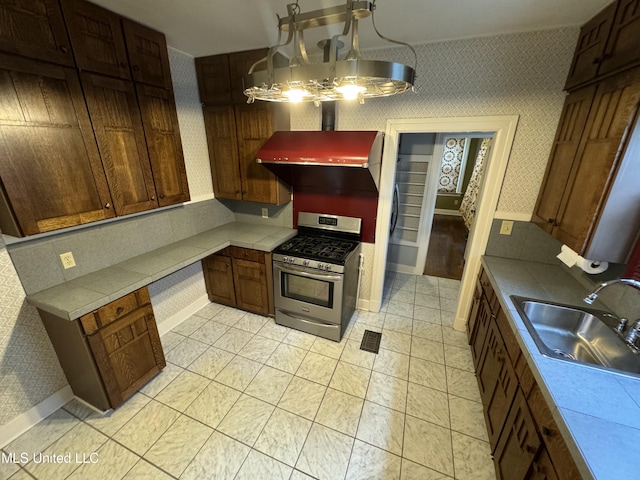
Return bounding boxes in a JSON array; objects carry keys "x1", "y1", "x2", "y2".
[{"x1": 510, "y1": 296, "x2": 640, "y2": 376}]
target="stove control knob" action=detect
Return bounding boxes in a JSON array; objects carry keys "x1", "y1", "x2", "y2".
[
  {"x1": 318, "y1": 263, "x2": 323, "y2": 270},
  {"x1": 283, "y1": 257, "x2": 288, "y2": 263},
  {"x1": 325, "y1": 264, "x2": 332, "y2": 271},
  {"x1": 303, "y1": 260, "x2": 310, "y2": 267}
]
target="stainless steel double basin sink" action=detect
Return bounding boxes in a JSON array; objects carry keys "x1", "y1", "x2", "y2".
[{"x1": 511, "y1": 296, "x2": 640, "y2": 377}]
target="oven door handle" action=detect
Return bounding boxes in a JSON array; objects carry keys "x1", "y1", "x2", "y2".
[
  {"x1": 279, "y1": 309, "x2": 337, "y2": 327},
  {"x1": 274, "y1": 263, "x2": 343, "y2": 282}
]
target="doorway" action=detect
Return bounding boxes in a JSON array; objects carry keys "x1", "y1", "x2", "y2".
[{"x1": 371, "y1": 116, "x2": 519, "y2": 332}]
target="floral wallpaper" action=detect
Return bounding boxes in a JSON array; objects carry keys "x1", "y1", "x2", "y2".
[{"x1": 438, "y1": 137, "x2": 466, "y2": 193}]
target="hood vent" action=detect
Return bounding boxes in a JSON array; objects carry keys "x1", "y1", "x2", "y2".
[{"x1": 257, "y1": 130, "x2": 384, "y2": 192}]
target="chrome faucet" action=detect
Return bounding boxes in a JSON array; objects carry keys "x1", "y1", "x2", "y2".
[{"x1": 583, "y1": 278, "x2": 640, "y2": 305}]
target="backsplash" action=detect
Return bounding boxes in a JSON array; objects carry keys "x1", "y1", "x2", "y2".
[
  {"x1": 486, "y1": 220, "x2": 640, "y2": 321},
  {"x1": 6, "y1": 199, "x2": 234, "y2": 295}
]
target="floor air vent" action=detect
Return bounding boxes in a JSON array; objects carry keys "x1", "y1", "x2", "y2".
[{"x1": 360, "y1": 330, "x2": 382, "y2": 354}]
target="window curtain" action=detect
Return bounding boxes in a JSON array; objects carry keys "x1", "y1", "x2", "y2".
[{"x1": 460, "y1": 138, "x2": 492, "y2": 230}]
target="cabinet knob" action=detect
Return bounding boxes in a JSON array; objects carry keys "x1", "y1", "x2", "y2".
[
  {"x1": 525, "y1": 444, "x2": 537, "y2": 454},
  {"x1": 592, "y1": 57, "x2": 602, "y2": 64},
  {"x1": 547, "y1": 218, "x2": 554, "y2": 224},
  {"x1": 159, "y1": 194, "x2": 165, "y2": 199},
  {"x1": 105, "y1": 203, "x2": 111, "y2": 209},
  {"x1": 116, "y1": 306, "x2": 125, "y2": 315},
  {"x1": 541, "y1": 426, "x2": 554, "y2": 437},
  {"x1": 60, "y1": 45, "x2": 68, "y2": 53},
  {"x1": 151, "y1": 195, "x2": 156, "y2": 200}
]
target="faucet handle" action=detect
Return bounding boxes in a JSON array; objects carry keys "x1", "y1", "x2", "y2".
[{"x1": 615, "y1": 317, "x2": 628, "y2": 334}]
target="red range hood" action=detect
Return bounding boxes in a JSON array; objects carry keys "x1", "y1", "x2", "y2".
[{"x1": 256, "y1": 130, "x2": 384, "y2": 193}]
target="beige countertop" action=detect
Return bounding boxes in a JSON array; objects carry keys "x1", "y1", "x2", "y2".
[
  {"x1": 26, "y1": 222, "x2": 296, "y2": 320},
  {"x1": 482, "y1": 255, "x2": 640, "y2": 480}
]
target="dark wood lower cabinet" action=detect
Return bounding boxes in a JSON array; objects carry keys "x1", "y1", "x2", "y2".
[
  {"x1": 468, "y1": 267, "x2": 582, "y2": 480},
  {"x1": 202, "y1": 247, "x2": 274, "y2": 316},
  {"x1": 203, "y1": 253, "x2": 237, "y2": 307},
  {"x1": 494, "y1": 389, "x2": 541, "y2": 480},
  {"x1": 39, "y1": 286, "x2": 165, "y2": 410}
]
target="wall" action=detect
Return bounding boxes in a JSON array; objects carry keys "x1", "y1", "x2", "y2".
[
  {"x1": 292, "y1": 27, "x2": 579, "y2": 302},
  {"x1": 486, "y1": 220, "x2": 640, "y2": 323}
]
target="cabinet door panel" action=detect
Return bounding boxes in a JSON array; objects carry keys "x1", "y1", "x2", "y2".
[
  {"x1": 554, "y1": 68, "x2": 640, "y2": 252},
  {"x1": 0, "y1": 0, "x2": 74, "y2": 66},
  {"x1": 60, "y1": 0, "x2": 130, "y2": 79},
  {"x1": 470, "y1": 294, "x2": 493, "y2": 368},
  {"x1": 203, "y1": 104, "x2": 242, "y2": 200},
  {"x1": 528, "y1": 449, "x2": 559, "y2": 480},
  {"x1": 478, "y1": 320, "x2": 518, "y2": 450},
  {"x1": 228, "y1": 48, "x2": 268, "y2": 103},
  {"x1": 203, "y1": 254, "x2": 236, "y2": 307},
  {"x1": 528, "y1": 384, "x2": 581, "y2": 480},
  {"x1": 87, "y1": 304, "x2": 165, "y2": 408},
  {"x1": 600, "y1": 0, "x2": 640, "y2": 76},
  {"x1": 232, "y1": 257, "x2": 269, "y2": 315},
  {"x1": 0, "y1": 54, "x2": 113, "y2": 236},
  {"x1": 136, "y1": 84, "x2": 189, "y2": 206},
  {"x1": 532, "y1": 87, "x2": 595, "y2": 232},
  {"x1": 564, "y1": 3, "x2": 615, "y2": 90},
  {"x1": 235, "y1": 102, "x2": 277, "y2": 203},
  {"x1": 81, "y1": 72, "x2": 158, "y2": 215},
  {"x1": 494, "y1": 389, "x2": 541, "y2": 480},
  {"x1": 123, "y1": 19, "x2": 172, "y2": 89},
  {"x1": 195, "y1": 54, "x2": 231, "y2": 104}
]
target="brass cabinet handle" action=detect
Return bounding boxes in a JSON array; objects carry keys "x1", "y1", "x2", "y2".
[
  {"x1": 116, "y1": 306, "x2": 125, "y2": 315},
  {"x1": 542, "y1": 426, "x2": 553, "y2": 437},
  {"x1": 151, "y1": 195, "x2": 156, "y2": 200},
  {"x1": 105, "y1": 203, "x2": 111, "y2": 209}
]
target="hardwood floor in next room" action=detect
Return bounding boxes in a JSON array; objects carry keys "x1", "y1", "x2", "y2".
[
  {"x1": 0, "y1": 272, "x2": 494, "y2": 480},
  {"x1": 424, "y1": 215, "x2": 468, "y2": 280}
]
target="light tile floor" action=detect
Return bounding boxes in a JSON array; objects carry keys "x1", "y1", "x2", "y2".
[{"x1": 1, "y1": 272, "x2": 496, "y2": 480}]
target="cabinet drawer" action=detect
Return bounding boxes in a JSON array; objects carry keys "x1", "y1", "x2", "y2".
[
  {"x1": 229, "y1": 246, "x2": 266, "y2": 263},
  {"x1": 528, "y1": 384, "x2": 581, "y2": 480},
  {"x1": 80, "y1": 287, "x2": 151, "y2": 334},
  {"x1": 496, "y1": 308, "x2": 521, "y2": 367}
]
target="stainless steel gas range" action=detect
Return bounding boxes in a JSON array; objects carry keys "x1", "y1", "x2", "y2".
[{"x1": 272, "y1": 212, "x2": 362, "y2": 342}]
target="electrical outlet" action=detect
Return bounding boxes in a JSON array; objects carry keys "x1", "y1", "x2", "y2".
[
  {"x1": 261, "y1": 208, "x2": 268, "y2": 219},
  {"x1": 500, "y1": 220, "x2": 514, "y2": 235},
  {"x1": 59, "y1": 252, "x2": 76, "y2": 269}
]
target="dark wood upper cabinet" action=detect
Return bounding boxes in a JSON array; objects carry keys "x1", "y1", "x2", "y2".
[
  {"x1": 123, "y1": 18, "x2": 172, "y2": 89},
  {"x1": 552, "y1": 68, "x2": 640, "y2": 254},
  {"x1": 0, "y1": 0, "x2": 74, "y2": 66},
  {"x1": 137, "y1": 83, "x2": 190, "y2": 206},
  {"x1": 600, "y1": 0, "x2": 640, "y2": 75},
  {"x1": 0, "y1": 53, "x2": 114, "y2": 236},
  {"x1": 195, "y1": 54, "x2": 231, "y2": 104},
  {"x1": 236, "y1": 102, "x2": 290, "y2": 204},
  {"x1": 228, "y1": 48, "x2": 268, "y2": 104},
  {"x1": 80, "y1": 72, "x2": 158, "y2": 216},
  {"x1": 60, "y1": 0, "x2": 130, "y2": 79},
  {"x1": 532, "y1": 86, "x2": 596, "y2": 232},
  {"x1": 564, "y1": 2, "x2": 616, "y2": 90},
  {"x1": 203, "y1": 104, "x2": 243, "y2": 200}
]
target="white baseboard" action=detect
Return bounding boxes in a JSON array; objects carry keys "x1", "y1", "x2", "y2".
[
  {"x1": 0, "y1": 385, "x2": 73, "y2": 449},
  {"x1": 157, "y1": 294, "x2": 211, "y2": 336},
  {"x1": 386, "y1": 263, "x2": 420, "y2": 275},
  {"x1": 434, "y1": 208, "x2": 462, "y2": 216},
  {"x1": 357, "y1": 298, "x2": 370, "y2": 311}
]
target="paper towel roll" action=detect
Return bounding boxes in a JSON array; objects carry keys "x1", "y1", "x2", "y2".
[
  {"x1": 556, "y1": 245, "x2": 609, "y2": 274},
  {"x1": 576, "y1": 257, "x2": 609, "y2": 274}
]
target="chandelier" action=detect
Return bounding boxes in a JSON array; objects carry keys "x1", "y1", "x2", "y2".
[{"x1": 243, "y1": 0, "x2": 416, "y2": 104}]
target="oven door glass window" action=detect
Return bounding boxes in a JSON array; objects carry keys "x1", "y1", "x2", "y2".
[{"x1": 282, "y1": 272, "x2": 334, "y2": 308}]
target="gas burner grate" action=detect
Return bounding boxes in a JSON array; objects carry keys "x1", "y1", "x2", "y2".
[{"x1": 360, "y1": 330, "x2": 382, "y2": 354}]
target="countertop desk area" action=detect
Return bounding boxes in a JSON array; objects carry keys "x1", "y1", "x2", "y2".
[{"x1": 26, "y1": 222, "x2": 296, "y2": 321}]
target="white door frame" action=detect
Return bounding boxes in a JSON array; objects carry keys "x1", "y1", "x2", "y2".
[{"x1": 371, "y1": 115, "x2": 519, "y2": 332}]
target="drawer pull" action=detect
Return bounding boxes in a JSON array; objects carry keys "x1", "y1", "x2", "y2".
[
  {"x1": 526, "y1": 444, "x2": 537, "y2": 454},
  {"x1": 542, "y1": 426, "x2": 553, "y2": 437},
  {"x1": 116, "y1": 306, "x2": 125, "y2": 315}
]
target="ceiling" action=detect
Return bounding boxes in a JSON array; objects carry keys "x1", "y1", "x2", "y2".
[{"x1": 92, "y1": 0, "x2": 611, "y2": 58}]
